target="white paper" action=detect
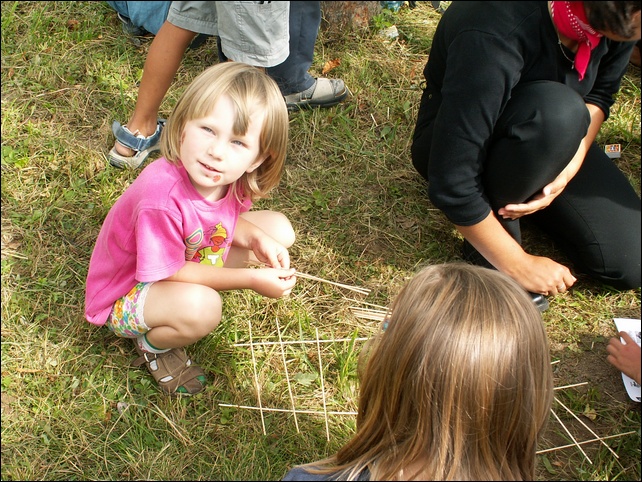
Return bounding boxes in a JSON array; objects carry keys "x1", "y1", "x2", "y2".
[{"x1": 613, "y1": 318, "x2": 641, "y2": 402}]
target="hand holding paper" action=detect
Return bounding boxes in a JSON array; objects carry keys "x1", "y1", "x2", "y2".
[{"x1": 609, "y1": 319, "x2": 641, "y2": 402}]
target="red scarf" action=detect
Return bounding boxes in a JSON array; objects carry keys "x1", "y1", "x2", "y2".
[{"x1": 550, "y1": 1, "x2": 603, "y2": 81}]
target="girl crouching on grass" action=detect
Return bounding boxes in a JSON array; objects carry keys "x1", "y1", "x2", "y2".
[
  {"x1": 85, "y1": 62, "x2": 296, "y2": 396},
  {"x1": 284, "y1": 263, "x2": 553, "y2": 481}
]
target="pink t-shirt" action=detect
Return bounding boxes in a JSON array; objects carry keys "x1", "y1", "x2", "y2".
[{"x1": 85, "y1": 158, "x2": 251, "y2": 326}]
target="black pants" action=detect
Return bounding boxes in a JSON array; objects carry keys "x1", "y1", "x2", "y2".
[{"x1": 424, "y1": 81, "x2": 640, "y2": 289}]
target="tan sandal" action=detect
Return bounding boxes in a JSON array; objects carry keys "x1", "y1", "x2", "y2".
[
  {"x1": 132, "y1": 345, "x2": 206, "y2": 396},
  {"x1": 284, "y1": 78, "x2": 348, "y2": 111}
]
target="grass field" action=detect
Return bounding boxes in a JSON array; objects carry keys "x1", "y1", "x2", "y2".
[{"x1": 1, "y1": 1, "x2": 640, "y2": 480}]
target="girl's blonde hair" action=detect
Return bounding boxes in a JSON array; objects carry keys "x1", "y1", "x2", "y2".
[
  {"x1": 160, "y1": 62, "x2": 289, "y2": 201},
  {"x1": 302, "y1": 263, "x2": 553, "y2": 481}
]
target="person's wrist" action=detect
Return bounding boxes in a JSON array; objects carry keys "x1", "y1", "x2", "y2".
[{"x1": 495, "y1": 246, "x2": 529, "y2": 279}]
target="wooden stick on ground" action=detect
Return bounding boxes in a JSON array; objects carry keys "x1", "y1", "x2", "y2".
[
  {"x1": 316, "y1": 327, "x2": 331, "y2": 442},
  {"x1": 554, "y1": 382, "x2": 588, "y2": 390},
  {"x1": 217, "y1": 403, "x2": 358, "y2": 416},
  {"x1": 277, "y1": 318, "x2": 299, "y2": 433},
  {"x1": 550, "y1": 408, "x2": 592, "y2": 464},
  {"x1": 247, "y1": 319, "x2": 266, "y2": 436},
  {"x1": 294, "y1": 271, "x2": 371, "y2": 295},
  {"x1": 343, "y1": 298, "x2": 388, "y2": 310},
  {"x1": 537, "y1": 431, "x2": 637, "y2": 455},
  {"x1": 349, "y1": 306, "x2": 388, "y2": 321},
  {"x1": 233, "y1": 337, "x2": 370, "y2": 348},
  {"x1": 554, "y1": 396, "x2": 619, "y2": 458}
]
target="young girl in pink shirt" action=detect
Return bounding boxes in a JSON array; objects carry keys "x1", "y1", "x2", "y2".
[{"x1": 85, "y1": 62, "x2": 296, "y2": 395}]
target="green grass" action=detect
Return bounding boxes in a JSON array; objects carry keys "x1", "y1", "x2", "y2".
[{"x1": 1, "y1": 1, "x2": 640, "y2": 480}]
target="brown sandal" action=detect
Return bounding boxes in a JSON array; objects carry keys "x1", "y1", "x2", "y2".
[{"x1": 132, "y1": 345, "x2": 207, "y2": 396}]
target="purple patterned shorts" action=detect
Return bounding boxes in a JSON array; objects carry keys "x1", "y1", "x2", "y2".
[{"x1": 106, "y1": 282, "x2": 153, "y2": 338}]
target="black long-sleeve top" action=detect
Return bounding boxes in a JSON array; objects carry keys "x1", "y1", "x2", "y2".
[{"x1": 412, "y1": 1, "x2": 635, "y2": 226}]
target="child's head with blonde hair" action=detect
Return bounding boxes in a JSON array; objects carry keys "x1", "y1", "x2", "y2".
[
  {"x1": 296, "y1": 263, "x2": 553, "y2": 481},
  {"x1": 160, "y1": 62, "x2": 289, "y2": 201}
]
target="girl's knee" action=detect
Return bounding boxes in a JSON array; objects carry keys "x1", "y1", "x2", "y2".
[
  {"x1": 241, "y1": 210, "x2": 295, "y2": 247},
  {"x1": 182, "y1": 287, "x2": 222, "y2": 337},
  {"x1": 272, "y1": 212, "x2": 295, "y2": 247}
]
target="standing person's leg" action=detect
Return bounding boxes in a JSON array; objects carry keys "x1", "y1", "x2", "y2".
[
  {"x1": 266, "y1": 0, "x2": 318, "y2": 94},
  {"x1": 109, "y1": 1, "x2": 223, "y2": 169},
  {"x1": 109, "y1": 21, "x2": 196, "y2": 168},
  {"x1": 270, "y1": 1, "x2": 348, "y2": 110},
  {"x1": 106, "y1": 1, "x2": 171, "y2": 36},
  {"x1": 215, "y1": 1, "x2": 290, "y2": 68}
]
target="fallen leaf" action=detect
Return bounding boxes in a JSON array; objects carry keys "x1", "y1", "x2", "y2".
[
  {"x1": 322, "y1": 58, "x2": 341, "y2": 75},
  {"x1": 294, "y1": 372, "x2": 318, "y2": 386},
  {"x1": 583, "y1": 405, "x2": 597, "y2": 421}
]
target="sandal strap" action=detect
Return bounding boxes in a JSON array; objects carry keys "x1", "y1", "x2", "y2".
[
  {"x1": 132, "y1": 347, "x2": 206, "y2": 395},
  {"x1": 158, "y1": 362, "x2": 205, "y2": 394},
  {"x1": 112, "y1": 119, "x2": 165, "y2": 152},
  {"x1": 132, "y1": 351, "x2": 156, "y2": 368}
]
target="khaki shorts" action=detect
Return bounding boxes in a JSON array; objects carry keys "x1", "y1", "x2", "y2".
[{"x1": 168, "y1": 1, "x2": 290, "y2": 67}]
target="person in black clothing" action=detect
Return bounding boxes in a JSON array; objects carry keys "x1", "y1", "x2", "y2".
[{"x1": 411, "y1": 1, "x2": 641, "y2": 310}]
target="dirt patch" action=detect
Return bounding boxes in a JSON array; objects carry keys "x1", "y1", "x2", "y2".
[{"x1": 537, "y1": 332, "x2": 641, "y2": 480}]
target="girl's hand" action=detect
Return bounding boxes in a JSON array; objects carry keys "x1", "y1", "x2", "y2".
[
  {"x1": 249, "y1": 267, "x2": 297, "y2": 298},
  {"x1": 250, "y1": 236, "x2": 290, "y2": 269}
]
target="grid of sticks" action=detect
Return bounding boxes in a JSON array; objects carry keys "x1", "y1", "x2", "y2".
[{"x1": 223, "y1": 270, "x2": 635, "y2": 462}]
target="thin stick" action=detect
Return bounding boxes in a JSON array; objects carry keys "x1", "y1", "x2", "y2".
[
  {"x1": 554, "y1": 382, "x2": 588, "y2": 390},
  {"x1": 245, "y1": 260, "x2": 370, "y2": 295},
  {"x1": 233, "y1": 337, "x2": 370, "y2": 348},
  {"x1": 350, "y1": 306, "x2": 388, "y2": 321},
  {"x1": 343, "y1": 297, "x2": 388, "y2": 310},
  {"x1": 218, "y1": 403, "x2": 358, "y2": 416},
  {"x1": 276, "y1": 318, "x2": 299, "y2": 433},
  {"x1": 554, "y1": 396, "x2": 619, "y2": 458},
  {"x1": 349, "y1": 306, "x2": 387, "y2": 313},
  {"x1": 550, "y1": 408, "x2": 592, "y2": 464},
  {"x1": 295, "y1": 271, "x2": 371, "y2": 295},
  {"x1": 316, "y1": 327, "x2": 331, "y2": 441},
  {"x1": 247, "y1": 319, "x2": 266, "y2": 436},
  {"x1": 537, "y1": 431, "x2": 637, "y2": 454}
]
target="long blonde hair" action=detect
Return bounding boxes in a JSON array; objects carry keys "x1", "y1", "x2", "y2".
[
  {"x1": 160, "y1": 62, "x2": 289, "y2": 201},
  {"x1": 301, "y1": 263, "x2": 553, "y2": 481}
]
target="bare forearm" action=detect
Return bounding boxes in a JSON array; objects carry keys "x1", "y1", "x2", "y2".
[
  {"x1": 231, "y1": 216, "x2": 261, "y2": 251},
  {"x1": 165, "y1": 262, "x2": 257, "y2": 292},
  {"x1": 457, "y1": 213, "x2": 524, "y2": 274},
  {"x1": 564, "y1": 103, "x2": 604, "y2": 181},
  {"x1": 456, "y1": 212, "x2": 576, "y2": 295}
]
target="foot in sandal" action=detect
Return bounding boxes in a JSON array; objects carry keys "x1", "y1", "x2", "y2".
[
  {"x1": 132, "y1": 344, "x2": 207, "y2": 396},
  {"x1": 108, "y1": 119, "x2": 166, "y2": 169}
]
